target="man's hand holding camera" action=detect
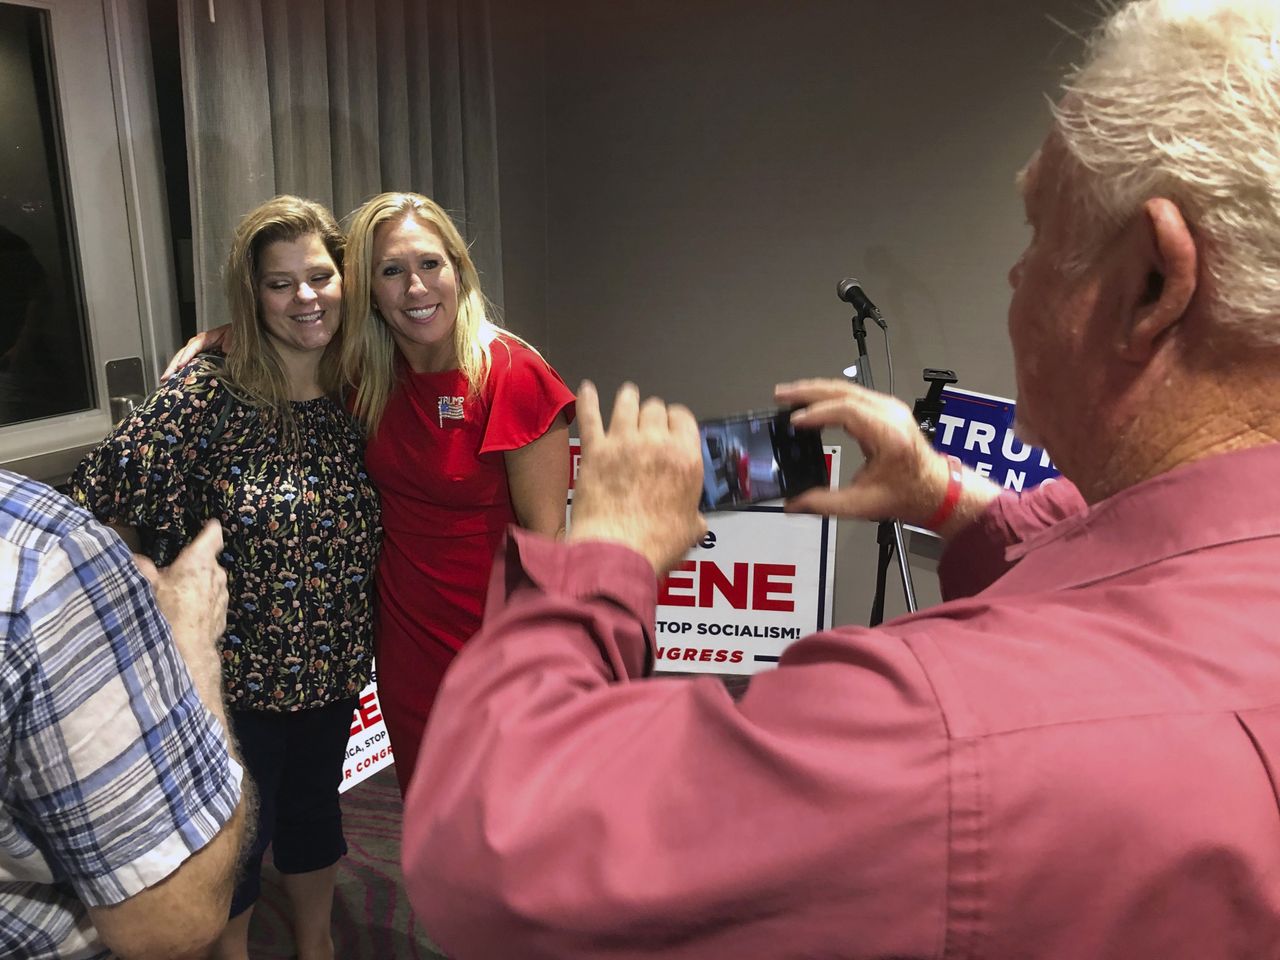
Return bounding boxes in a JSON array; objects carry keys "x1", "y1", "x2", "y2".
[
  {"x1": 131, "y1": 520, "x2": 230, "y2": 715},
  {"x1": 569, "y1": 378, "x2": 1000, "y2": 568},
  {"x1": 568, "y1": 381, "x2": 707, "y2": 575},
  {"x1": 777, "y1": 378, "x2": 999, "y2": 538}
]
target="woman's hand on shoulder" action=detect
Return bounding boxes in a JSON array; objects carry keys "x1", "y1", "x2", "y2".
[{"x1": 162, "y1": 324, "x2": 233, "y2": 381}]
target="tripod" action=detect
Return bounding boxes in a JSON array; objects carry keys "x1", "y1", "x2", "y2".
[
  {"x1": 846, "y1": 309, "x2": 919, "y2": 626},
  {"x1": 867, "y1": 367, "x2": 960, "y2": 625},
  {"x1": 847, "y1": 304, "x2": 959, "y2": 626}
]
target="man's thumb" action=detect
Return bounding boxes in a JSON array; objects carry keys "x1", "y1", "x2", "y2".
[{"x1": 180, "y1": 520, "x2": 224, "y2": 561}]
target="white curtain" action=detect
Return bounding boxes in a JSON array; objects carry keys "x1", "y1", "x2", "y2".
[{"x1": 178, "y1": 0, "x2": 502, "y2": 328}]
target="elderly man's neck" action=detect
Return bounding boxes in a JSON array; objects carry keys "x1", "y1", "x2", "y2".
[{"x1": 1076, "y1": 359, "x2": 1280, "y2": 505}]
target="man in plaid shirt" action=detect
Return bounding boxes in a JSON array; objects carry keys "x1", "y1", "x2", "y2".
[{"x1": 0, "y1": 469, "x2": 248, "y2": 958}]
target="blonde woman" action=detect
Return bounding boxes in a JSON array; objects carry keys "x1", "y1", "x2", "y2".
[
  {"x1": 341, "y1": 192, "x2": 573, "y2": 794},
  {"x1": 74, "y1": 196, "x2": 380, "y2": 960}
]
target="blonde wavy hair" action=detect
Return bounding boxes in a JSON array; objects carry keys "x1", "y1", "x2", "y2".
[
  {"x1": 341, "y1": 192, "x2": 508, "y2": 433},
  {"x1": 222, "y1": 195, "x2": 346, "y2": 439},
  {"x1": 1052, "y1": 0, "x2": 1280, "y2": 344}
]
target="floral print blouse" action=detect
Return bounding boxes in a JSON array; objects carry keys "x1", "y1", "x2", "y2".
[{"x1": 71, "y1": 356, "x2": 381, "y2": 712}]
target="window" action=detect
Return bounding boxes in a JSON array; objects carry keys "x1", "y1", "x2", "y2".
[
  {"x1": 0, "y1": 3, "x2": 95, "y2": 427},
  {"x1": 0, "y1": 0, "x2": 178, "y2": 485}
]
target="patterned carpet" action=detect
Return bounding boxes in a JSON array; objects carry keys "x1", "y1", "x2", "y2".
[{"x1": 248, "y1": 768, "x2": 448, "y2": 958}]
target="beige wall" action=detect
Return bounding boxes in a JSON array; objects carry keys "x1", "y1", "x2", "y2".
[{"x1": 495, "y1": 0, "x2": 1088, "y2": 626}]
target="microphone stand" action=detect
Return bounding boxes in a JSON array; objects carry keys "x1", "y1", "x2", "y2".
[{"x1": 847, "y1": 309, "x2": 917, "y2": 626}]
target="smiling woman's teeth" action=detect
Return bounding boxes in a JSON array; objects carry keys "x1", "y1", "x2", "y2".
[
  {"x1": 405, "y1": 305, "x2": 438, "y2": 321},
  {"x1": 293, "y1": 311, "x2": 324, "y2": 323}
]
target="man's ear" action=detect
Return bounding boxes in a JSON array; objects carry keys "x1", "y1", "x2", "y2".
[{"x1": 1120, "y1": 197, "x2": 1197, "y2": 362}]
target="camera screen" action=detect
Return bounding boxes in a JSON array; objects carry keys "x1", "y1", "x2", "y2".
[{"x1": 699, "y1": 414, "x2": 787, "y2": 510}]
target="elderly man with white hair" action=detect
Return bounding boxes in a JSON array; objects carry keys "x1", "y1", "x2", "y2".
[{"x1": 401, "y1": 1, "x2": 1280, "y2": 957}]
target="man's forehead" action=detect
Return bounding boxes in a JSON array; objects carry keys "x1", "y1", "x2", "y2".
[{"x1": 1017, "y1": 132, "x2": 1074, "y2": 206}]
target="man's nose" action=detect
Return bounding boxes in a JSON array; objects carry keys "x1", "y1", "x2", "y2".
[{"x1": 1008, "y1": 256, "x2": 1025, "y2": 289}]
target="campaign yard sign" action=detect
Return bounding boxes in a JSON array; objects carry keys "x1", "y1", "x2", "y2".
[
  {"x1": 933, "y1": 386, "x2": 1060, "y2": 491},
  {"x1": 340, "y1": 672, "x2": 394, "y2": 792},
  {"x1": 568, "y1": 442, "x2": 840, "y2": 675}
]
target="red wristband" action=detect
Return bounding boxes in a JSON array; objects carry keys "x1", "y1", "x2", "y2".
[{"x1": 922, "y1": 455, "x2": 964, "y2": 531}]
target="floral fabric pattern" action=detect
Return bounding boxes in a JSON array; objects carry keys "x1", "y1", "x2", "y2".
[{"x1": 72, "y1": 356, "x2": 381, "y2": 711}]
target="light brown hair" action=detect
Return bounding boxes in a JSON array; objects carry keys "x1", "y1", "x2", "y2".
[{"x1": 220, "y1": 195, "x2": 346, "y2": 440}]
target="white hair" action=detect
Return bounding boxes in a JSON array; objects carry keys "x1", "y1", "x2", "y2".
[{"x1": 1052, "y1": 0, "x2": 1280, "y2": 343}]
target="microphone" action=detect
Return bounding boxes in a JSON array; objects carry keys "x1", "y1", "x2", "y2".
[{"x1": 837, "y1": 278, "x2": 886, "y2": 329}]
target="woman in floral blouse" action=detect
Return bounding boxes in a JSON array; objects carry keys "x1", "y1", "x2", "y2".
[{"x1": 72, "y1": 195, "x2": 379, "y2": 960}]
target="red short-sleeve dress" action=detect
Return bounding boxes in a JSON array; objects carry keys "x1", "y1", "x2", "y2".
[{"x1": 363, "y1": 336, "x2": 575, "y2": 793}]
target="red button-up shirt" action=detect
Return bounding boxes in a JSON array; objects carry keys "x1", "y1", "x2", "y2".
[{"x1": 404, "y1": 443, "x2": 1280, "y2": 959}]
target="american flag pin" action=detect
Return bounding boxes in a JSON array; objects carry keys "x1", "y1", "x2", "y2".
[{"x1": 437, "y1": 395, "x2": 465, "y2": 427}]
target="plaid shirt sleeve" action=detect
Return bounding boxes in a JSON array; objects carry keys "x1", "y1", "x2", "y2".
[{"x1": 3, "y1": 507, "x2": 242, "y2": 908}]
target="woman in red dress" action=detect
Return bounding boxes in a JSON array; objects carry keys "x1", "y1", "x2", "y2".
[{"x1": 341, "y1": 193, "x2": 575, "y2": 794}]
